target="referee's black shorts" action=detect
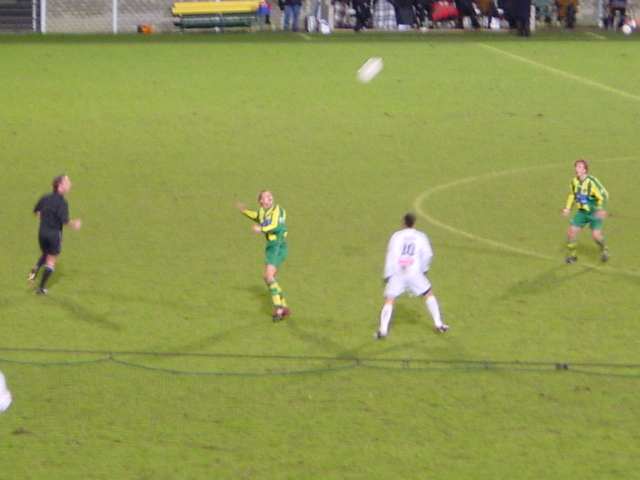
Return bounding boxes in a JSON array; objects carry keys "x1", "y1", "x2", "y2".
[{"x1": 39, "y1": 230, "x2": 62, "y2": 256}]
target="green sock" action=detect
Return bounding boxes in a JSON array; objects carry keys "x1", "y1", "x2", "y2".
[{"x1": 567, "y1": 242, "x2": 577, "y2": 258}]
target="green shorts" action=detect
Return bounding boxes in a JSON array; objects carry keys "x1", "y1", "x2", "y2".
[
  {"x1": 265, "y1": 241, "x2": 288, "y2": 267},
  {"x1": 570, "y1": 210, "x2": 604, "y2": 230}
]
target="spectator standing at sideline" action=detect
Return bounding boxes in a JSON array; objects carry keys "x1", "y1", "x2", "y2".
[
  {"x1": 454, "y1": 0, "x2": 481, "y2": 28},
  {"x1": 512, "y1": 0, "x2": 532, "y2": 35},
  {"x1": 283, "y1": 0, "x2": 303, "y2": 30},
  {"x1": 393, "y1": 0, "x2": 417, "y2": 29},
  {"x1": 353, "y1": 0, "x2": 372, "y2": 30},
  {"x1": 606, "y1": 0, "x2": 626, "y2": 28},
  {"x1": 414, "y1": 0, "x2": 433, "y2": 29},
  {"x1": 373, "y1": 0, "x2": 397, "y2": 29}
]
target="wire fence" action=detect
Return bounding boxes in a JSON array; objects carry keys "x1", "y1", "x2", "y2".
[
  {"x1": 3, "y1": 0, "x2": 638, "y2": 34},
  {"x1": 1, "y1": 346, "x2": 639, "y2": 378}
]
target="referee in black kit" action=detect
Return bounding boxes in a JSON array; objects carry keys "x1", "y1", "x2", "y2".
[{"x1": 28, "y1": 175, "x2": 82, "y2": 295}]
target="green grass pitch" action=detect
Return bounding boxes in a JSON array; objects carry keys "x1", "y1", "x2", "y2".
[{"x1": 1, "y1": 31, "x2": 640, "y2": 479}]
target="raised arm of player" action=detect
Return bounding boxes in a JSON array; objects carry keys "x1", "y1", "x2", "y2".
[{"x1": 236, "y1": 202, "x2": 259, "y2": 221}]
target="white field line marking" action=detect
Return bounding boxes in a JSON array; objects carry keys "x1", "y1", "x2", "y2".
[
  {"x1": 479, "y1": 44, "x2": 640, "y2": 103},
  {"x1": 413, "y1": 156, "x2": 640, "y2": 277},
  {"x1": 584, "y1": 31, "x2": 607, "y2": 40},
  {"x1": 299, "y1": 33, "x2": 312, "y2": 41}
]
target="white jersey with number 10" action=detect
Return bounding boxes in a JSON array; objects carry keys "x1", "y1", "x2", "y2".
[{"x1": 384, "y1": 228, "x2": 433, "y2": 279}]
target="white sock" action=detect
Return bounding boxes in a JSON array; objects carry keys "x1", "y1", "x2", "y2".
[
  {"x1": 425, "y1": 295, "x2": 443, "y2": 328},
  {"x1": 379, "y1": 303, "x2": 393, "y2": 335}
]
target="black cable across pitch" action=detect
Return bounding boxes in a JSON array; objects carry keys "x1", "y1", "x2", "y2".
[{"x1": 1, "y1": 346, "x2": 639, "y2": 378}]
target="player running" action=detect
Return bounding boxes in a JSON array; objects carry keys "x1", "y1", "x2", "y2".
[
  {"x1": 29, "y1": 175, "x2": 82, "y2": 295},
  {"x1": 237, "y1": 190, "x2": 290, "y2": 322},
  {"x1": 562, "y1": 159, "x2": 609, "y2": 264},
  {"x1": 375, "y1": 213, "x2": 448, "y2": 339}
]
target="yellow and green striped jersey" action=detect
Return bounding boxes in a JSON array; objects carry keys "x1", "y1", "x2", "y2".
[
  {"x1": 565, "y1": 175, "x2": 608, "y2": 212},
  {"x1": 242, "y1": 204, "x2": 288, "y2": 242}
]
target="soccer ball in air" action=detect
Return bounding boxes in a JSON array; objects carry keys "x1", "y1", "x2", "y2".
[
  {"x1": 622, "y1": 24, "x2": 632, "y2": 35},
  {"x1": 357, "y1": 57, "x2": 383, "y2": 84}
]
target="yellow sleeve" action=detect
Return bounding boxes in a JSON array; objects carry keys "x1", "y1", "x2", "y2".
[
  {"x1": 260, "y1": 206, "x2": 280, "y2": 232},
  {"x1": 242, "y1": 209, "x2": 259, "y2": 222},
  {"x1": 591, "y1": 185, "x2": 605, "y2": 208},
  {"x1": 565, "y1": 184, "x2": 574, "y2": 210}
]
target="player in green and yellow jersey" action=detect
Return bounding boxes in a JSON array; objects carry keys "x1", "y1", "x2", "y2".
[
  {"x1": 237, "y1": 190, "x2": 290, "y2": 321},
  {"x1": 562, "y1": 159, "x2": 609, "y2": 264}
]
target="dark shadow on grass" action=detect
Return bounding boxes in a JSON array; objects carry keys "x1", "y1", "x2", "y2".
[
  {"x1": 500, "y1": 259, "x2": 640, "y2": 299},
  {"x1": 73, "y1": 288, "x2": 210, "y2": 313},
  {"x1": 392, "y1": 302, "x2": 422, "y2": 325},
  {"x1": 284, "y1": 303, "x2": 464, "y2": 361},
  {"x1": 499, "y1": 265, "x2": 588, "y2": 299},
  {"x1": 285, "y1": 317, "x2": 413, "y2": 360},
  {"x1": 238, "y1": 284, "x2": 273, "y2": 317},
  {"x1": 147, "y1": 319, "x2": 263, "y2": 356},
  {"x1": 285, "y1": 317, "x2": 349, "y2": 356},
  {"x1": 442, "y1": 239, "x2": 640, "y2": 284},
  {"x1": 47, "y1": 295, "x2": 122, "y2": 331}
]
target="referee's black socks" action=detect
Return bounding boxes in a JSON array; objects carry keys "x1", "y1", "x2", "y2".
[
  {"x1": 33, "y1": 254, "x2": 46, "y2": 274},
  {"x1": 40, "y1": 266, "x2": 54, "y2": 290}
]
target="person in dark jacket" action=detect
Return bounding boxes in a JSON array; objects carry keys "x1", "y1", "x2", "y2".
[
  {"x1": 512, "y1": 0, "x2": 531, "y2": 35},
  {"x1": 414, "y1": 0, "x2": 434, "y2": 28},
  {"x1": 392, "y1": 0, "x2": 417, "y2": 28},
  {"x1": 454, "y1": 0, "x2": 480, "y2": 28},
  {"x1": 605, "y1": 0, "x2": 626, "y2": 29},
  {"x1": 353, "y1": 0, "x2": 372, "y2": 31}
]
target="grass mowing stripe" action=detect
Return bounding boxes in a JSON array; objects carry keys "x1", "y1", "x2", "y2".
[{"x1": 479, "y1": 43, "x2": 640, "y2": 102}]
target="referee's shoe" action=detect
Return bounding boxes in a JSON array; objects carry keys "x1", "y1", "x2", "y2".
[{"x1": 28, "y1": 270, "x2": 37, "y2": 284}]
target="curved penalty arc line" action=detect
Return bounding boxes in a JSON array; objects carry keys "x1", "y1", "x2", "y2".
[{"x1": 413, "y1": 155, "x2": 640, "y2": 277}]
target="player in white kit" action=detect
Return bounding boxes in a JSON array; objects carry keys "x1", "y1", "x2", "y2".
[
  {"x1": 376, "y1": 213, "x2": 448, "y2": 339},
  {"x1": 0, "y1": 370, "x2": 12, "y2": 413}
]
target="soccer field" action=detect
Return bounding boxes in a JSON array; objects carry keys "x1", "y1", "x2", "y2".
[{"x1": 1, "y1": 31, "x2": 640, "y2": 479}]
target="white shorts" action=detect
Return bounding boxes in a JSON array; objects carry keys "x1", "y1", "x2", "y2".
[{"x1": 384, "y1": 272, "x2": 432, "y2": 299}]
